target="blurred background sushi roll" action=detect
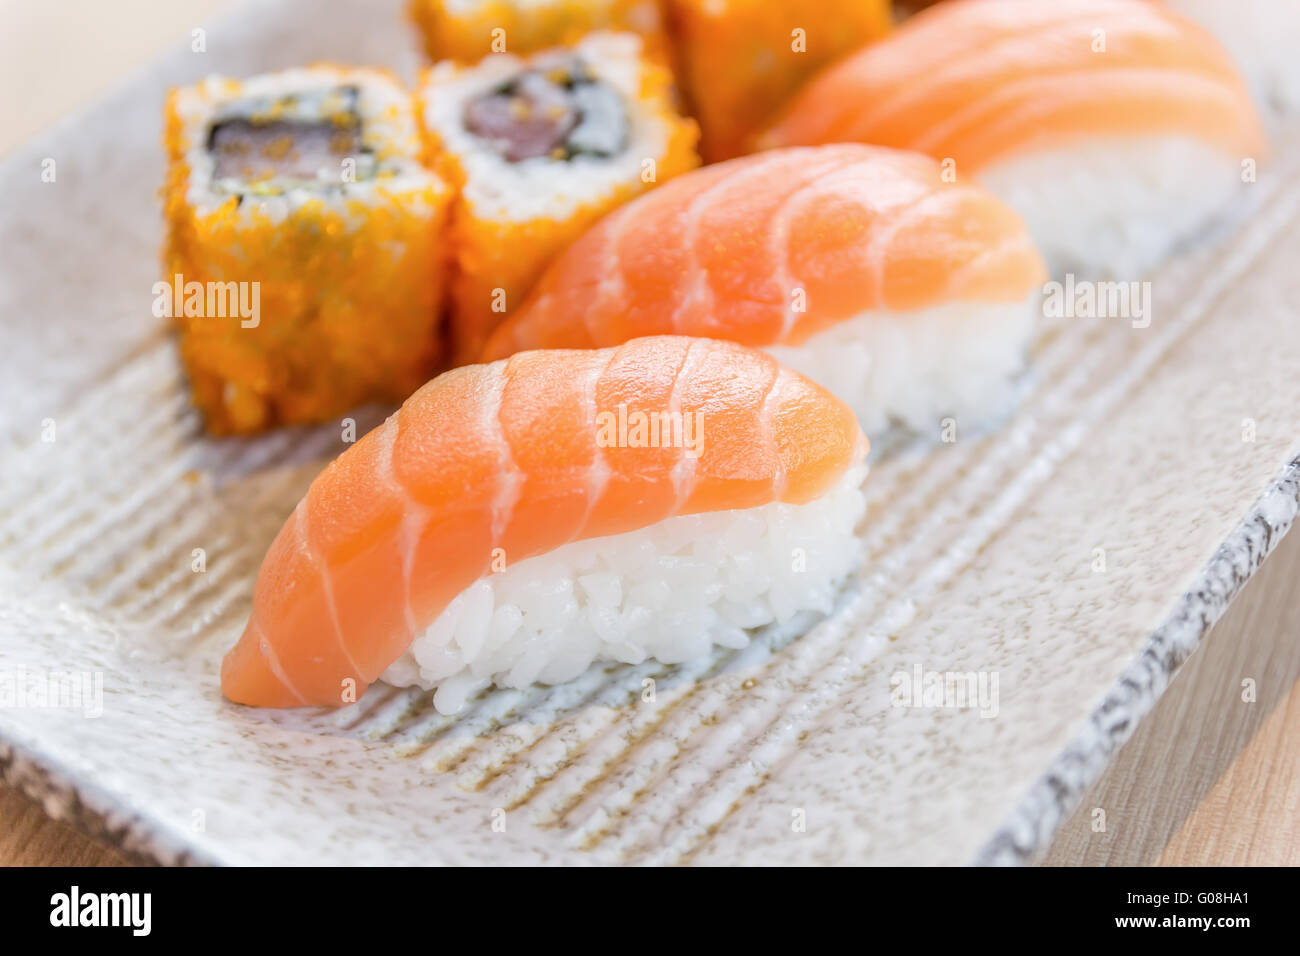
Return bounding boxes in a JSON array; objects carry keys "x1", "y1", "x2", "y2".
[
  {"x1": 664, "y1": 0, "x2": 892, "y2": 161},
  {"x1": 409, "y1": 0, "x2": 670, "y2": 63},
  {"x1": 760, "y1": 0, "x2": 1268, "y2": 280},
  {"x1": 1167, "y1": 0, "x2": 1300, "y2": 116},
  {"x1": 891, "y1": 0, "x2": 945, "y2": 15},
  {"x1": 418, "y1": 31, "x2": 699, "y2": 363},
  {"x1": 163, "y1": 66, "x2": 451, "y2": 435}
]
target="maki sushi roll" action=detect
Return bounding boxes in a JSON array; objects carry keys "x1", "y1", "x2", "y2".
[
  {"x1": 221, "y1": 336, "x2": 868, "y2": 712},
  {"x1": 482, "y1": 145, "x2": 1047, "y2": 438},
  {"x1": 418, "y1": 31, "x2": 699, "y2": 363},
  {"x1": 758, "y1": 0, "x2": 1268, "y2": 279},
  {"x1": 163, "y1": 67, "x2": 451, "y2": 434},
  {"x1": 664, "y1": 0, "x2": 893, "y2": 161},
  {"x1": 408, "y1": 0, "x2": 670, "y2": 63}
]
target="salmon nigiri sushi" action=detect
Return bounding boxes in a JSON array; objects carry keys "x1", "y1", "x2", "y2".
[
  {"x1": 222, "y1": 336, "x2": 867, "y2": 712},
  {"x1": 759, "y1": 0, "x2": 1268, "y2": 278},
  {"x1": 482, "y1": 145, "x2": 1047, "y2": 437}
]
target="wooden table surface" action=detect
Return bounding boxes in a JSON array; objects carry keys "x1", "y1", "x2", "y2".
[{"x1": 1, "y1": 0, "x2": 1297, "y2": 867}]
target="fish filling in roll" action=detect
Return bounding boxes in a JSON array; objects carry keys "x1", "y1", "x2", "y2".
[
  {"x1": 206, "y1": 86, "x2": 377, "y2": 194},
  {"x1": 462, "y1": 59, "x2": 628, "y2": 162}
]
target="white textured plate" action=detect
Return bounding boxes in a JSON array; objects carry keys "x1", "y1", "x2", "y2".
[{"x1": 3, "y1": 0, "x2": 1300, "y2": 866}]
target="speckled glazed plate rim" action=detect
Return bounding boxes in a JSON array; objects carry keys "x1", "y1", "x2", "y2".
[
  {"x1": 1, "y1": 458, "x2": 1295, "y2": 867},
  {"x1": 973, "y1": 454, "x2": 1300, "y2": 865},
  {"x1": 0, "y1": 729, "x2": 219, "y2": 866}
]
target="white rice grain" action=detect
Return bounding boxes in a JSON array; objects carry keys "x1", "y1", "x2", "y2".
[
  {"x1": 766, "y1": 297, "x2": 1037, "y2": 438},
  {"x1": 381, "y1": 463, "x2": 868, "y2": 713},
  {"x1": 978, "y1": 135, "x2": 1250, "y2": 279}
]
